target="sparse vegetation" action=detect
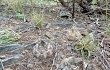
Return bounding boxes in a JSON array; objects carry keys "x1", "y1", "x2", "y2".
[
  {"x1": 0, "y1": 29, "x2": 20, "y2": 44},
  {"x1": 75, "y1": 33, "x2": 98, "y2": 59},
  {"x1": 0, "y1": 0, "x2": 110, "y2": 70},
  {"x1": 105, "y1": 27, "x2": 110, "y2": 35},
  {"x1": 31, "y1": 13, "x2": 44, "y2": 28}
]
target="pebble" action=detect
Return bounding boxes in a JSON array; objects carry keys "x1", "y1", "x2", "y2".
[
  {"x1": 27, "y1": 64, "x2": 33, "y2": 68},
  {"x1": 62, "y1": 66, "x2": 69, "y2": 70},
  {"x1": 0, "y1": 55, "x2": 6, "y2": 59},
  {"x1": 71, "y1": 65, "x2": 75, "y2": 70},
  {"x1": 60, "y1": 55, "x2": 65, "y2": 59},
  {"x1": 45, "y1": 31, "x2": 53, "y2": 39}
]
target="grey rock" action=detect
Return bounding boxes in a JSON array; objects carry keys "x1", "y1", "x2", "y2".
[
  {"x1": 0, "y1": 16, "x2": 6, "y2": 20},
  {"x1": 0, "y1": 44, "x2": 25, "y2": 54},
  {"x1": 0, "y1": 55, "x2": 6, "y2": 59},
  {"x1": 24, "y1": 42, "x2": 37, "y2": 50},
  {"x1": 45, "y1": 31, "x2": 53, "y2": 39},
  {"x1": 27, "y1": 64, "x2": 33, "y2": 68},
  {"x1": 2, "y1": 54, "x2": 24, "y2": 67},
  {"x1": 51, "y1": 21, "x2": 73, "y2": 28},
  {"x1": 60, "y1": 55, "x2": 65, "y2": 59},
  {"x1": 86, "y1": 63, "x2": 99, "y2": 70},
  {"x1": 60, "y1": 64, "x2": 65, "y2": 69},
  {"x1": 76, "y1": 23, "x2": 87, "y2": 28},
  {"x1": 71, "y1": 65, "x2": 75, "y2": 70},
  {"x1": 59, "y1": 11, "x2": 70, "y2": 18},
  {"x1": 89, "y1": 24, "x2": 97, "y2": 30},
  {"x1": 15, "y1": 23, "x2": 35, "y2": 32},
  {"x1": 63, "y1": 66, "x2": 69, "y2": 70}
]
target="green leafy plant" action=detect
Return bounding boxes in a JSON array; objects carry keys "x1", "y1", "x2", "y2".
[
  {"x1": 75, "y1": 33, "x2": 98, "y2": 59},
  {"x1": 31, "y1": 13, "x2": 44, "y2": 28},
  {"x1": 16, "y1": 13, "x2": 25, "y2": 21},
  {"x1": 105, "y1": 27, "x2": 110, "y2": 35},
  {"x1": 5, "y1": 0, "x2": 25, "y2": 16},
  {"x1": 0, "y1": 29, "x2": 20, "y2": 44},
  {"x1": 16, "y1": 1, "x2": 24, "y2": 13}
]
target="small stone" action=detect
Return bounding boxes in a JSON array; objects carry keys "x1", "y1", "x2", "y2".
[
  {"x1": 60, "y1": 64, "x2": 65, "y2": 69},
  {"x1": 54, "y1": 27, "x2": 60, "y2": 30},
  {"x1": 107, "y1": 58, "x2": 110, "y2": 61},
  {"x1": 22, "y1": 50, "x2": 28, "y2": 54},
  {"x1": 0, "y1": 55, "x2": 6, "y2": 59},
  {"x1": 86, "y1": 63, "x2": 101, "y2": 70},
  {"x1": 103, "y1": 38, "x2": 110, "y2": 44},
  {"x1": 45, "y1": 32, "x2": 53, "y2": 39},
  {"x1": 59, "y1": 11, "x2": 70, "y2": 18},
  {"x1": 64, "y1": 40, "x2": 66, "y2": 43},
  {"x1": 0, "y1": 44, "x2": 24, "y2": 54},
  {"x1": 63, "y1": 66, "x2": 69, "y2": 70},
  {"x1": 27, "y1": 64, "x2": 33, "y2": 68},
  {"x1": 71, "y1": 65, "x2": 75, "y2": 70},
  {"x1": 74, "y1": 66, "x2": 80, "y2": 70},
  {"x1": 2, "y1": 54, "x2": 24, "y2": 67},
  {"x1": 45, "y1": 23, "x2": 51, "y2": 28},
  {"x1": 66, "y1": 30, "x2": 74, "y2": 41},
  {"x1": 60, "y1": 55, "x2": 65, "y2": 59},
  {"x1": 0, "y1": 16, "x2": 6, "y2": 20}
]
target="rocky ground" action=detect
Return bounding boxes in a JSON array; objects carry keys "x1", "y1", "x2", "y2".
[{"x1": 0, "y1": 4, "x2": 110, "y2": 70}]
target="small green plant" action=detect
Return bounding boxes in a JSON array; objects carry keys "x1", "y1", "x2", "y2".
[
  {"x1": 16, "y1": 13, "x2": 25, "y2": 21},
  {"x1": 0, "y1": 29, "x2": 20, "y2": 44},
  {"x1": 16, "y1": 1, "x2": 24, "y2": 13},
  {"x1": 75, "y1": 33, "x2": 98, "y2": 59},
  {"x1": 105, "y1": 27, "x2": 110, "y2": 35},
  {"x1": 5, "y1": 0, "x2": 25, "y2": 16},
  {"x1": 31, "y1": 13, "x2": 44, "y2": 28}
]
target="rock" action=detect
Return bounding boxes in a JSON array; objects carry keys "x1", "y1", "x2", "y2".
[
  {"x1": 62, "y1": 66, "x2": 69, "y2": 70},
  {"x1": 51, "y1": 21, "x2": 73, "y2": 28},
  {"x1": 88, "y1": 24, "x2": 97, "y2": 30},
  {"x1": 60, "y1": 56, "x2": 83, "y2": 66},
  {"x1": 66, "y1": 30, "x2": 74, "y2": 41},
  {"x1": 42, "y1": 23, "x2": 49, "y2": 28},
  {"x1": 0, "y1": 55, "x2": 6, "y2": 59},
  {"x1": 27, "y1": 64, "x2": 33, "y2": 68},
  {"x1": 24, "y1": 42, "x2": 37, "y2": 50},
  {"x1": 59, "y1": 11, "x2": 70, "y2": 18},
  {"x1": 60, "y1": 64, "x2": 65, "y2": 69},
  {"x1": 15, "y1": 23, "x2": 34, "y2": 32},
  {"x1": 86, "y1": 63, "x2": 101, "y2": 70},
  {"x1": 0, "y1": 44, "x2": 25, "y2": 54},
  {"x1": 2, "y1": 54, "x2": 24, "y2": 67},
  {"x1": 76, "y1": 23, "x2": 87, "y2": 28},
  {"x1": 107, "y1": 58, "x2": 110, "y2": 61},
  {"x1": 71, "y1": 65, "x2": 75, "y2": 70},
  {"x1": 60, "y1": 55, "x2": 65, "y2": 59},
  {"x1": 0, "y1": 16, "x2": 6, "y2": 20},
  {"x1": 45, "y1": 32, "x2": 53, "y2": 39},
  {"x1": 66, "y1": 28, "x2": 85, "y2": 41},
  {"x1": 103, "y1": 38, "x2": 110, "y2": 44},
  {"x1": 33, "y1": 40, "x2": 55, "y2": 59}
]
